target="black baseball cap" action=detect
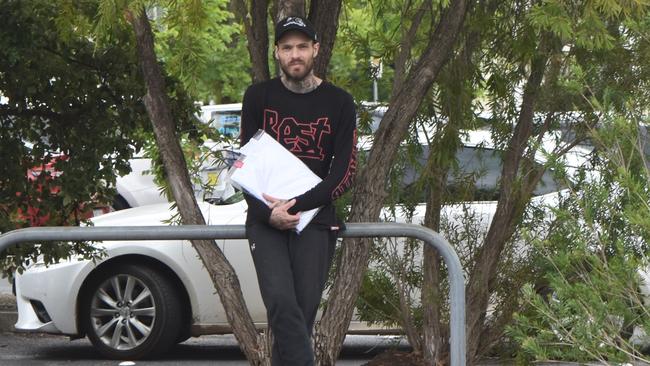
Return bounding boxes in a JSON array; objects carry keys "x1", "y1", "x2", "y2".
[{"x1": 274, "y1": 16, "x2": 318, "y2": 44}]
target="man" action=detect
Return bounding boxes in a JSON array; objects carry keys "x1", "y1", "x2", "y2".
[{"x1": 239, "y1": 15, "x2": 357, "y2": 366}]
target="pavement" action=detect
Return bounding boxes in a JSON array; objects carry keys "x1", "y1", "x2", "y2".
[
  {"x1": 0, "y1": 281, "x2": 409, "y2": 364},
  {"x1": 0, "y1": 332, "x2": 409, "y2": 365},
  {"x1": 0, "y1": 277, "x2": 16, "y2": 333},
  {"x1": 3, "y1": 279, "x2": 646, "y2": 365},
  {"x1": 0, "y1": 274, "x2": 410, "y2": 364}
]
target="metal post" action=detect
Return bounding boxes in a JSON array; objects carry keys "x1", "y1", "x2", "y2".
[
  {"x1": 373, "y1": 79, "x2": 379, "y2": 102},
  {"x1": 0, "y1": 223, "x2": 465, "y2": 366}
]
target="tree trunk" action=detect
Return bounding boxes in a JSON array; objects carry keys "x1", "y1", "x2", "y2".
[
  {"x1": 314, "y1": 1, "x2": 470, "y2": 364},
  {"x1": 308, "y1": 0, "x2": 342, "y2": 79},
  {"x1": 464, "y1": 51, "x2": 549, "y2": 362},
  {"x1": 420, "y1": 8, "x2": 489, "y2": 361},
  {"x1": 396, "y1": 266, "x2": 423, "y2": 354},
  {"x1": 233, "y1": 0, "x2": 270, "y2": 83},
  {"x1": 127, "y1": 9, "x2": 270, "y2": 365},
  {"x1": 422, "y1": 163, "x2": 449, "y2": 364},
  {"x1": 275, "y1": 0, "x2": 305, "y2": 20}
]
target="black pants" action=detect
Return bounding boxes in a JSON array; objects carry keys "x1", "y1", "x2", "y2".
[{"x1": 246, "y1": 222, "x2": 336, "y2": 366}]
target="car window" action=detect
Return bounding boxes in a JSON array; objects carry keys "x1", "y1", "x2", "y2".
[
  {"x1": 397, "y1": 145, "x2": 564, "y2": 202},
  {"x1": 209, "y1": 111, "x2": 241, "y2": 138}
]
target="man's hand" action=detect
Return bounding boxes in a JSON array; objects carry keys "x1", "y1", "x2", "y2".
[
  {"x1": 263, "y1": 193, "x2": 287, "y2": 209},
  {"x1": 264, "y1": 194, "x2": 300, "y2": 230}
]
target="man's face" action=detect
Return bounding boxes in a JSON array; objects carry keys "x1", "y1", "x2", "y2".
[{"x1": 275, "y1": 31, "x2": 319, "y2": 82}]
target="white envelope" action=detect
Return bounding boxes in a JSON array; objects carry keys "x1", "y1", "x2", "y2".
[{"x1": 228, "y1": 130, "x2": 322, "y2": 233}]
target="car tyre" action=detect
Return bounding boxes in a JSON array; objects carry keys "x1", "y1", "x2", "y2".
[{"x1": 81, "y1": 264, "x2": 182, "y2": 360}]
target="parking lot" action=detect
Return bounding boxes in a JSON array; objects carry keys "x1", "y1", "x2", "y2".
[
  {"x1": 0, "y1": 276, "x2": 415, "y2": 365},
  {"x1": 0, "y1": 331, "x2": 410, "y2": 366}
]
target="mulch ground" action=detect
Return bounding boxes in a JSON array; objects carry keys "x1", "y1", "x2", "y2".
[
  {"x1": 0, "y1": 294, "x2": 15, "y2": 311},
  {"x1": 362, "y1": 350, "x2": 426, "y2": 366}
]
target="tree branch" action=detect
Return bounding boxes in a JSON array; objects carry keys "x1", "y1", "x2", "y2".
[
  {"x1": 391, "y1": 2, "x2": 427, "y2": 97},
  {"x1": 308, "y1": 0, "x2": 342, "y2": 79},
  {"x1": 232, "y1": 0, "x2": 270, "y2": 83}
]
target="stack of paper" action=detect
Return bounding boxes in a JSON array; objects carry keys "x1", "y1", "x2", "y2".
[{"x1": 228, "y1": 130, "x2": 322, "y2": 232}]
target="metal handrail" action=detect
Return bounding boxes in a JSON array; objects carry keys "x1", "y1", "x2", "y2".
[{"x1": 0, "y1": 223, "x2": 466, "y2": 366}]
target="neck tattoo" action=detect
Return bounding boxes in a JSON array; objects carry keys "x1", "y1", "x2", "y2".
[{"x1": 281, "y1": 74, "x2": 322, "y2": 94}]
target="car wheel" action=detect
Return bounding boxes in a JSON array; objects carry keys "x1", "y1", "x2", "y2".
[{"x1": 81, "y1": 264, "x2": 182, "y2": 359}]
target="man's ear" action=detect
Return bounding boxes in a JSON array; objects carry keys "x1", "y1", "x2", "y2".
[
  {"x1": 274, "y1": 46, "x2": 279, "y2": 60},
  {"x1": 313, "y1": 42, "x2": 320, "y2": 58}
]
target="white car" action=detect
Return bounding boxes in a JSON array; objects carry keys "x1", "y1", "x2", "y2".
[
  {"x1": 15, "y1": 194, "x2": 421, "y2": 360},
  {"x1": 18, "y1": 115, "x2": 634, "y2": 360},
  {"x1": 13, "y1": 190, "x2": 580, "y2": 360},
  {"x1": 198, "y1": 103, "x2": 242, "y2": 138},
  {"x1": 14, "y1": 198, "x2": 260, "y2": 359},
  {"x1": 12, "y1": 132, "x2": 577, "y2": 360},
  {"x1": 113, "y1": 102, "x2": 381, "y2": 211},
  {"x1": 113, "y1": 144, "x2": 237, "y2": 210},
  {"x1": 114, "y1": 103, "x2": 242, "y2": 210}
]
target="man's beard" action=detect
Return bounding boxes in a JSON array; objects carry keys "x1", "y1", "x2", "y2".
[{"x1": 280, "y1": 60, "x2": 313, "y2": 82}]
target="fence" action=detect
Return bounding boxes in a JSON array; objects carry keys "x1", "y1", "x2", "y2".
[{"x1": 0, "y1": 222, "x2": 465, "y2": 366}]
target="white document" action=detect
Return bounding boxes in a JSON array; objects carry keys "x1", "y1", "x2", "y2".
[{"x1": 228, "y1": 130, "x2": 322, "y2": 232}]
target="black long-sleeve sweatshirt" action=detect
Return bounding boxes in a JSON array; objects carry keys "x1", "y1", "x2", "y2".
[{"x1": 239, "y1": 78, "x2": 357, "y2": 228}]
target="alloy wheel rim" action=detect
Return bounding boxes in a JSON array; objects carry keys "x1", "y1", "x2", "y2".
[{"x1": 89, "y1": 274, "x2": 156, "y2": 350}]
